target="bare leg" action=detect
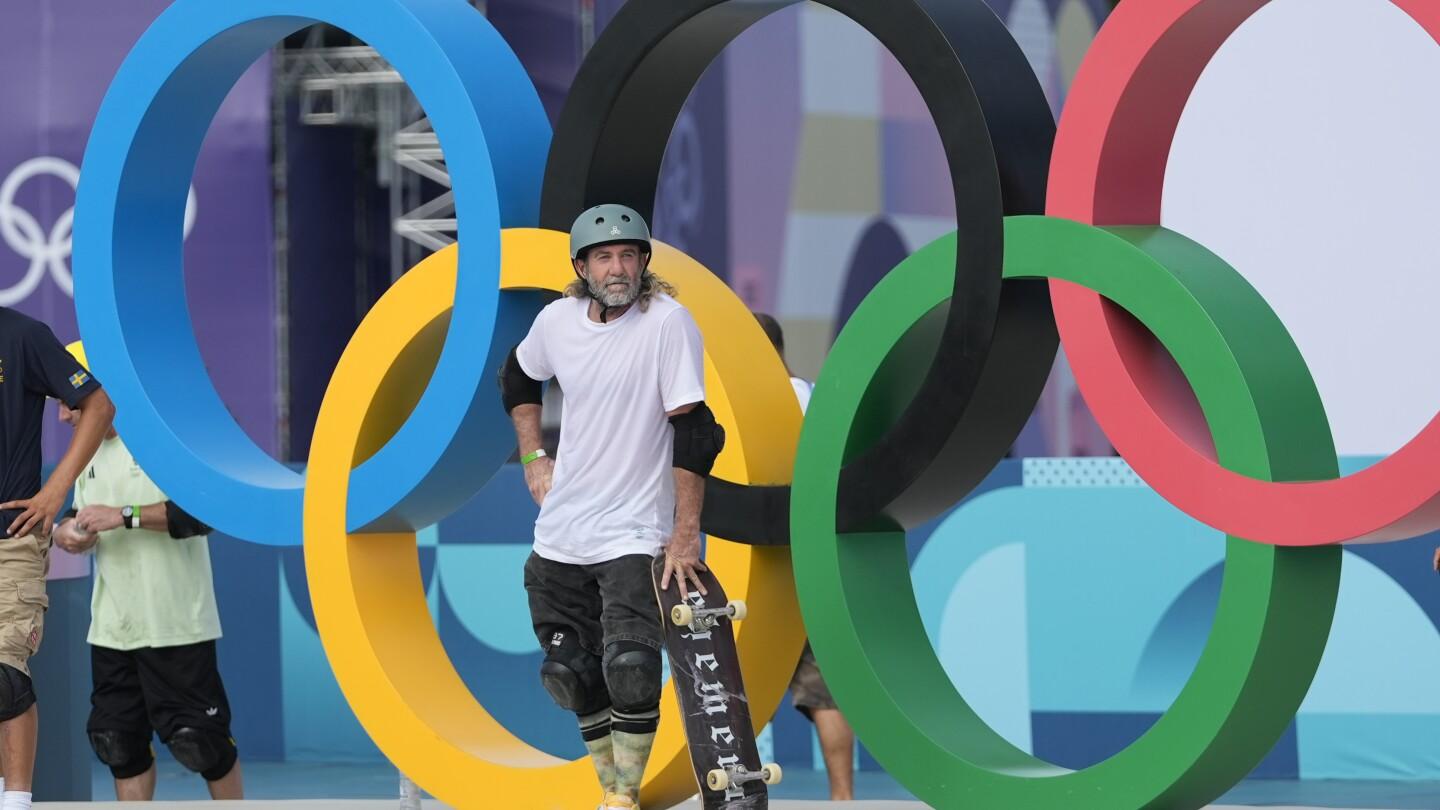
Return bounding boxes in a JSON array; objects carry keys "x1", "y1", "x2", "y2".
[
  {"x1": 114, "y1": 761, "x2": 157, "y2": 801},
  {"x1": 0, "y1": 704, "x2": 37, "y2": 792},
  {"x1": 207, "y1": 760, "x2": 244, "y2": 800},
  {"x1": 812, "y1": 708, "x2": 854, "y2": 801}
]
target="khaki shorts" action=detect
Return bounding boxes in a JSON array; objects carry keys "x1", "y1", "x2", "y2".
[
  {"x1": 0, "y1": 534, "x2": 50, "y2": 676},
  {"x1": 789, "y1": 642, "x2": 838, "y2": 720}
]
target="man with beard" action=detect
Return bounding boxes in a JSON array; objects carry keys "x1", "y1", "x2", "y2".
[{"x1": 499, "y1": 204, "x2": 724, "y2": 810}]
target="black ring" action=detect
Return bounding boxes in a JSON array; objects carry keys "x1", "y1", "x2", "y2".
[{"x1": 541, "y1": 0, "x2": 1057, "y2": 543}]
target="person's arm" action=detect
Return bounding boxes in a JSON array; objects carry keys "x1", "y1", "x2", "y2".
[
  {"x1": 139, "y1": 503, "x2": 168, "y2": 532},
  {"x1": 511, "y1": 403, "x2": 554, "y2": 506},
  {"x1": 501, "y1": 312, "x2": 553, "y2": 506},
  {"x1": 53, "y1": 515, "x2": 99, "y2": 554},
  {"x1": 53, "y1": 478, "x2": 97, "y2": 555},
  {"x1": 74, "y1": 500, "x2": 210, "y2": 539},
  {"x1": 661, "y1": 402, "x2": 707, "y2": 596},
  {"x1": 160, "y1": 501, "x2": 211, "y2": 538},
  {"x1": 2, "y1": 387, "x2": 114, "y2": 537},
  {"x1": 655, "y1": 309, "x2": 717, "y2": 595}
]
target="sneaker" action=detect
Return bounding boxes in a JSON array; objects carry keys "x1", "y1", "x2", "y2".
[{"x1": 600, "y1": 793, "x2": 637, "y2": 810}]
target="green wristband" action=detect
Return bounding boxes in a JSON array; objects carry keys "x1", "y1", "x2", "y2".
[{"x1": 521, "y1": 449, "x2": 547, "y2": 465}]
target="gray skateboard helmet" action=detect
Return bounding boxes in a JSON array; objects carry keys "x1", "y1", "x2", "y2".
[{"x1": 570, "y1": 203, "x2": 652, "y2": 259}]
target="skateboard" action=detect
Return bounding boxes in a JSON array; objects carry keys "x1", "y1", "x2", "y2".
[{"x1": 651, "y1": 554, "x2": 781, "y2": 809}]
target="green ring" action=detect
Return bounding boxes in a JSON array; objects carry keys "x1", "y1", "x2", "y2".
[{"x1": 791, "y1": 216, "x2": 1342, "y2": 809}]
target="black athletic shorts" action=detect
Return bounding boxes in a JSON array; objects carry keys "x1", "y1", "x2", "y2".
[
  {"x1": 523, "y1": 552, "x2": 664, "y2": 656},
  {"x1": 88, "y1": 640, "x2": 235, "y2": 747}
]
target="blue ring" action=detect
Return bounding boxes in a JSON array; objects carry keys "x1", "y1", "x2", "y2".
[{"x1": 74, "y1": 0, "x2": 551, "y2": 545}]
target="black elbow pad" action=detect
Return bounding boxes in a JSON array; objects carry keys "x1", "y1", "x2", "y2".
[
  {"x1": 670, "y1": 403, "x2": 725, "y2": 477},
  {"x1": 498, "y1": 347, "x2": 543, "y2": 414},
  {"x1": 165, "y1": 502, "x2": 211, "y2": 539}
]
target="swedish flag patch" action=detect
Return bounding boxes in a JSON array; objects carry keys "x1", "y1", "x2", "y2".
[{"x1": 69, "y1": 371, "x2": 89, "y2": 389}]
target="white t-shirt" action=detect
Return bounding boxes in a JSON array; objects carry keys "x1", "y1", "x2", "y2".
[
  {"x1": 516, "y1": 293, "x2": 706, "y2": 564},
  {"x1": 790, "y1": 377, "x2": 814, "y2": 414}
]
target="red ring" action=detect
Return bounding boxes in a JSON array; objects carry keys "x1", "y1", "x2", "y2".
[{"x1": 1048, "y1": 0, "x2": 1440, "y2": 545}]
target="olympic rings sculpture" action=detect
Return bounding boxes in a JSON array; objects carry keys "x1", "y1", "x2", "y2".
[
  {"x1": 68, "y1": 0, "x2": 1440, "y2": 808},
  {"x1": 0, "y1": 157, "x2": 195, "y2": 306}
]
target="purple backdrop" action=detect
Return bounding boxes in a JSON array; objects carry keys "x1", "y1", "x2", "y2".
[{"x1": 0, "y1": 2, "x2": 277, "y2": 464}]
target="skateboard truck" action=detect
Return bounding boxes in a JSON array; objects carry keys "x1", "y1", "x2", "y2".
[
  {"x1": 705, "y1": 762, "x2": 782, "y2": 791},
  {"x1": 670, "y1": 599, "x2": 747, "y2": 629}
]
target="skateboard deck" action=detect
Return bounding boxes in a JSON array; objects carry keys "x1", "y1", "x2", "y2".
[{"x1": 651, "y1": 554, "x2": 777, "y2": 810}]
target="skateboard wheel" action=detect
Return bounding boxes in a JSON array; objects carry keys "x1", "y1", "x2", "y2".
[
  {"x1": 728, "y1": 599, "x2": 747, "y2": 621},
  {"x1": 762, "y1": 763, "x2": 783, "y2": 785},
  {"x1": 671, "y1": 604, "x2": 694, "y2": 626},
  {"x1": 706, "y1": 768, "x2": 730, "y2": 791}
]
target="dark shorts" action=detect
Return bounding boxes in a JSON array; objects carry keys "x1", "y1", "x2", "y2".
[
  {"x1": 523, "y1": 552, "x2": 663, "y2": 656},
  {"x1": 790, "y1": 642, "x2": 838, "y2": 720},
  {"x1": 89, "y1": 640, "x2": 235, "y2": 747}
]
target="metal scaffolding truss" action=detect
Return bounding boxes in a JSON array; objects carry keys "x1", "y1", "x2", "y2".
[
  {"x1": 276, "y1": 19, "x2": 481, "y2": 278},
  {"x1": 277, "y1": 29, "x2": 414, "y2": 188},
  {"x1": 277, "y1": 0, "x2": 600, "y2": 281},
  {"x1": 391, "y1": 118, "x2": 456, "y2": 253},
  {"x1": 283, "y1": 44, "x2": 404, "y2": 127}
]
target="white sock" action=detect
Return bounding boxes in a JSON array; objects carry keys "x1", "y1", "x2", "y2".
[
  {"x1": 0, "y1": 779, "x2": 6, "y2": 795},
  {"x1": 2, "y1": 790, "x2": 32, "y2": 810}
]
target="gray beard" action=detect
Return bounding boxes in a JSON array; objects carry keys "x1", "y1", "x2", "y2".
[{"x1": 589, "y1": 275, "x2": 640, "y2": 308}]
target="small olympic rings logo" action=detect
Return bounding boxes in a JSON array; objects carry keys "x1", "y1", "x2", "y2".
[
  {"x1": 0, "y1": 157, "x2": 196, "y2": 306},
  {"x1": 70, "y1": 0, "x2": 1440, "y2": 808}
]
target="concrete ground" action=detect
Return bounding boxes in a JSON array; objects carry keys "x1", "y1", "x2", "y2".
[
  {"x1": 30, "y1": 795, "x2": 1405, "y2": 801},
  {"x1": 39, "y1": 761, "x2": 1437, "y2": 808}
]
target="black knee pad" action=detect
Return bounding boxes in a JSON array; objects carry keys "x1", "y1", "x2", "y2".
[
  {"x1": 165, "y1": 726, "x2": 237, "y2": 782},
  {"x1": 0, "y1": 663, "x2": 35, "y2": 722},
  {"x1": 603, "y1": 641, "x2": 662, "y2": 714},
  {"x1": 539, "y1": 629, "x2": 608, "y2": 716},
  {"x1": 88, "y1": 729, "x2": 155, "y2": 780}
]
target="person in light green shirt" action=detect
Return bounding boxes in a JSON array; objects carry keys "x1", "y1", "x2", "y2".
[{"x1": 50, "y1": 343, "x2": 242, "y2": 801}]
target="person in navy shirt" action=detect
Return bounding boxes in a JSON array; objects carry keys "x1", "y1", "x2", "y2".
[{"x1": 0, "y1": 306, "x2": 113, "y2": 810}]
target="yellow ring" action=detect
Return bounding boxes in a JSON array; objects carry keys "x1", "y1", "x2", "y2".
[{"x1": 303, "y1": 228, "x2": 805, "y2": 809}]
